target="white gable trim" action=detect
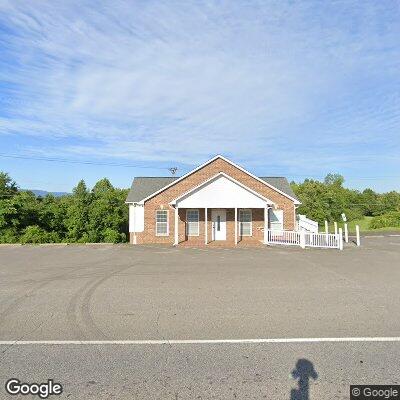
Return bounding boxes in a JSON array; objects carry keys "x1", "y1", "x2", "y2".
[
  {"x1": 138, "y1": 155, "x2": 300, "y2": 204},
  {"x1": 169, "y1": 172, "x2": 275, "y2": 207}
]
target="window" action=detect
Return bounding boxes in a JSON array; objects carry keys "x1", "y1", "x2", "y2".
[
  {"x1": 239, "y1": 209, "x2": 252, "y2": 236},
  {"x1": 156, "y1": 210, "x2": 168, "y2": 236},
  {"x1": 269, "y1": 209, "x2": 283, "y2": 230},
  {"x1": 186, "y1": 209, "x2": 199, "y2": 236}
]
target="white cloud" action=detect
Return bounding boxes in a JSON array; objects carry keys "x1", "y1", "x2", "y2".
[{"x1": 0, "y1": 0, "x2": 399, "y2": 172}]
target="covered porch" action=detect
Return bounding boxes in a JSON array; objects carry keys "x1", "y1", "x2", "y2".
[
  {"x1": 169, "y1": 172, "x2": 276, "y2": 246},
  {"x1": 175, "y1": 207, "x2": 273, "y2": 246}
]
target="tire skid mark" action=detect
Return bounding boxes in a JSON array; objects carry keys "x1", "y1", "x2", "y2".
[
  {"x1": 67, "y1": 261, "x2": 141, "y2": 340},
  {"x1": 0, "y1": 263, "x2": 91, "y2": 325},
  {"x1": 0, "y1": 280, "x2": 51, "y2": 324},
  {"x1": 0, "y1": 253, "x2": 125, "y2": 335}
]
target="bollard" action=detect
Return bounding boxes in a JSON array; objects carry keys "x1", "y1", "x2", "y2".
[
  {"x1": 338, "y1": 228, "x2": 343, "y2": 250},
  {"x1": 356, "y1": 225, "x2": 360, "y2": 246},
  {"x1": 324, "y1": 220, "x2": 329, "y2": 246},
  {"x1": 344, "y1": 223, "x2": 349, "y2": 243}
]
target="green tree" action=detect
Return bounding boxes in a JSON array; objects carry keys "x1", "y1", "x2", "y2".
[
  {"x1": 65, "y1": 180, "x2": 91, "y2": 242},
  {"x1": 38, "y1": 195, "x2": 68, "y2": 239},
  {"x1": 324, "y1": 173, "x2": 345, "y2": 187},
  {"x1": 88, "y1": 178, "x2": 127, "y2": 242},
  {"x1": 0, "y1": 191, "x2": 39, "y2": 231},
  {"x1": 292, "y1": 173, "x2": 363, "y2": 223},
  {"x1": 0, "y1": 172, "x2": 18, "y2": 199},
  {"x1": 380, "y1": 191, "x2": 400, "y2": 213},
  {"x1": 360, "y1": 188, "x2": 380, "y2": 216}
]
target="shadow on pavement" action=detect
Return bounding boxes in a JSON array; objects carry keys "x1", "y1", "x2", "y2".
[{"x1": 290, "y1": 359, "x2": 318, "y2": 400}]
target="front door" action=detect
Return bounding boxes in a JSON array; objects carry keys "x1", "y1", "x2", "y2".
[{"x1": 212, "y1": 209, "x2": 226, "y2": 241}]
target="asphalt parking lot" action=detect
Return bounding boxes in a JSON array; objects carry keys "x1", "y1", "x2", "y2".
[{"x1": 0, "y1": 237, "x2": 399, "y2": 399}]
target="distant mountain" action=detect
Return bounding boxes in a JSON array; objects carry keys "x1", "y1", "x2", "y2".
[{"x1": 21, "y1": 189, "x2": 70, "y2": 197}]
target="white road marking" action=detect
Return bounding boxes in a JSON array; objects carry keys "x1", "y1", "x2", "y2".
[
  {"x1": 1, "y1": 337, "x2": 400, "y2": 345},
  {"x1": 364, "y1": 235, "x2": 384, "y2": 238},
  {"x1": 389, "y1": 234, "x2": 400, "y2": 237}
]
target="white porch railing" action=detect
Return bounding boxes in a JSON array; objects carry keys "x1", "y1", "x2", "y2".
[
  {"x1": 304, "y1": 231, "x2": 340, "y2": 248},
  {"x1": 267, "y1": 230, "x2": 301, "y2": 246},
  {"x1": 267, "y1": 229, "x2": 341, "y2": 250}
]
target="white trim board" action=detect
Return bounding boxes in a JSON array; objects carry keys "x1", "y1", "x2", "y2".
[
  {"x1": 137, "y1": 155, "x2": 301, "y2": 205},
  {"x1": 1, "y1": 337, "x2": 400, "y2": 345}
]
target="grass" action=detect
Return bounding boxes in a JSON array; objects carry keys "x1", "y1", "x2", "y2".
[{"x1": 320, "y1": 216, "x2": 400, "y2": 234}]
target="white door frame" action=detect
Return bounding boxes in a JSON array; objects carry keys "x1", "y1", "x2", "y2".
[{"x1": 211, "y1": 209, "x2": 227, "y2": 241}]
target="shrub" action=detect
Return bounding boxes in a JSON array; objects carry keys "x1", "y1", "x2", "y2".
[
  {"x1": 103, "y1": 228, "x2": 123, "y2": 243},
  {"x1": 20, "y1": 225, "x2": 59, "y2": 244},
  {"x1": 0, "y1": 228, "x2": 19, "y2": 243},
  {"x1": 369, "y1": 211, "x2": 400, "y2": 229},
  {"x1": 77, "y1": 233, "x2": 89, "y2": 243}
]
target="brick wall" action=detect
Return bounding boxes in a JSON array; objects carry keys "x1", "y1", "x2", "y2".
[{"x1": 132, "y1": 158, "x2": 296, "y2": 245}]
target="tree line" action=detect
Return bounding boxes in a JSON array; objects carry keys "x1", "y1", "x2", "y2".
[
  {"x1": 291, "y1": 173, "x2": 400, "y2": 228},
  {"x1": 0, "y1": 171, "x2": 399, "y2": 243},
  {"x1": 0, "y1": 172, "x2": 128, "y2": 243}
]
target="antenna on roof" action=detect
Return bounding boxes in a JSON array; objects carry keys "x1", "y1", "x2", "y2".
[{"x1": 168, "y1": 167, "x2": 178, "y2": 175}]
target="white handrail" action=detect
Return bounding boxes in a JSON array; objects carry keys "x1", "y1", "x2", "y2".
[{"x1": 297, "y1": 214, "x2": 319, "y2": 233}]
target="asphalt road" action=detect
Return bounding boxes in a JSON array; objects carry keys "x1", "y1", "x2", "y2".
[
  {"x1": 0, "y1": 238, "x2": 399, "y2": 399},
  {"x1": 1, "y1": 342, "x2": 400, "y2": 399}
]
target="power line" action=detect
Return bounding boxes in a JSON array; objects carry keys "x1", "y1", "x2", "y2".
[
  {"x1": 290, "y1": 175, "x2": 400, "y2": 180},
  {"x1": 0, "y1": 153, "x2": 177, "y2": 171},
  {"x1": 1, "y1": 153, "x2": 399, "y2": 180}
]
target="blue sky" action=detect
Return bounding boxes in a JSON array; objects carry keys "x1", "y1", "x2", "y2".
[{"x1": 0, "y1": 0, "x2": 399, "y2": 192}]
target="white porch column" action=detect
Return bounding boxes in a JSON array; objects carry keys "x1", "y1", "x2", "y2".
[
  {"x1": 234, "y1": 207, "x2": 237, "y2": 245},
  {"x1": 205, "y1": 207, "x2": 208, "y2": 245},
  {"x1": 264, "y1": 206, "x2": 269, "y2": 244},
  {"x1": 174, "y1": 206, "x2": 179, "y2": 246}
]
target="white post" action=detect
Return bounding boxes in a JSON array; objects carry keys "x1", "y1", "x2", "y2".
[
  {"x1": 234, "y1": 207, "x2": 237, "y2": 245},
  {"x1": 356, "y1": 225, "x2": 360, "y2": 247},
  {"x1": 324, "y1": 219, "x2": 328, "y2": 245},
  {"x1": 264, "y1": 206, "x2": 268, "y2": 244},
  {"x1": 334, "y1": 221, "x2": 338, "y2": 235},
  {"x1": 338, "y1": 228, "x2": 343, "y2": 250},
  {"x1": 344, "y1": 223, "x2": 349, "y2": 243},
  {"x1": 300, "y1": 230, "x2": 306, "y2": 249},
  {"x1": 174, "y1": 206, "x2": 179, "y2": 246},
  {"x1": 205, "y1": 207, "x2": 208, "y2": 245}
]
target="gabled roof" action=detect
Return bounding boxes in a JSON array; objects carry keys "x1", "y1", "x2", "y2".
[
  {"x1": 125, "y1": 155, "x2": 300, "y2": 204},
  {"x1": 126, "y1": 155, "x2": 300, "y2": 204},
  {"x1": 126, "y1": 175, "x2": 298, "y2": 203},
  {"x1": 259, "y1": 177, "x2": 298, "y2": 201},
  {"x1": 169, "y1": 172, "x2": 276, "y2": 206},
  {"x1": 126, "y1": 177, "x2": 178, "y2": 203}
]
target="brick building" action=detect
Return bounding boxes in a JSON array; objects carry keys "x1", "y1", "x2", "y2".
[{"x1": 126, "y1": 155, "x2": 301, "y2": 247}]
